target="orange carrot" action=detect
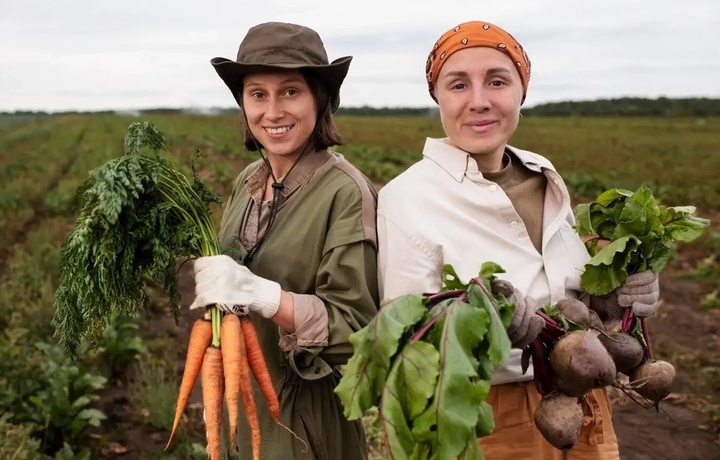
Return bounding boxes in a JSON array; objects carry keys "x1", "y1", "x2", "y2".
[
  {"x1": 234, "y1": 317, "x2": 261, "y2": 460},
  {"x1": 240, "y1": 315, "x2": 280, "y2": 421},
  {"x1": 202, "y1": 345, "x2": 224, "y2": 460},
  {"x1": 165, "y1": 317, "x2": 212, "y2": 450},
  {"x1": 220, "y1": 314, "x2": 244, "y2": 449}
]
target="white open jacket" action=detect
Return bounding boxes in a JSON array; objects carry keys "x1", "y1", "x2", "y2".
[{"x1": 377, "y1": 137, "x2": 591, "y2": 384}]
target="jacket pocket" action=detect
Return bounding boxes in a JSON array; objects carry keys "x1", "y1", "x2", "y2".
[{"x1": 299, "y1": 411, "x2": 328, "y2": 460}]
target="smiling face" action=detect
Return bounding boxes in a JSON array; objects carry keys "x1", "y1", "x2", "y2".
[
  {"x1": 242, "y1": 70, "x2": 317, "y2": 160},
  {"x1": 435, "y1": 47, "x2": 524, "y2": 171}
]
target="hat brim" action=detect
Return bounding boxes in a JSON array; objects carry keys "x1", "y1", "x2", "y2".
[{"x1": 210, "y1": 56, "x2": 352, "y2": 111}]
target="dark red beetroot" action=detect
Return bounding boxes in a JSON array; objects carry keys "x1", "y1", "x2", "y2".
[
  {"x1": 629, "y1": 360, "x2": 676, "y2": 403},
  {"x1": 554, "y1": 298, "x2": 591, "y2": 327},
  {"x1": 598, "y1": 331, "x2": 645, "y2": 374},
  {"x1": 534, "y1": 392, "x2": 584, "y2": 451},
  {"x1": 550, "y1": 330, "x2": 617, "y2": 397},
  {"x1": 587, "y1": 309, "x2": 605, "y2": 331},
  {"x1": 490, "y1": 279, "x2": 515, "y2": 298}
]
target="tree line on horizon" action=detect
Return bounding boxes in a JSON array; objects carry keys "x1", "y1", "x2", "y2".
[{"x1": 2, "y1": 97, "x2": 719, "y2": 118}]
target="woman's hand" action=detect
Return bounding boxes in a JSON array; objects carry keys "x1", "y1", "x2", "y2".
[
  {"x1": 189, "y1": 255, "x2": 281, "y2": 319},
  {"x1": 616, "y1": 271, "x2": 660, "y2": 318}
]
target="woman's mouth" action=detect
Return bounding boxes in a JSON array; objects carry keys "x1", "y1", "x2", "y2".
[
  {"x1": 264, "y1": 125, "x2": 294, "y2": 136},
  {"x1": 467, "y1": 120, "x2": 497, "y2": 133}
]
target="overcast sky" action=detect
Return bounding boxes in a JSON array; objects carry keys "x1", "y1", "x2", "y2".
[{"x1": 2, "y1": 0, "x2": 719, "y2": 112}]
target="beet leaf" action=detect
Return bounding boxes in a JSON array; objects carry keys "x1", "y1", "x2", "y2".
[
  {"x1": 334, "y1": 294, "x2": 427, "y2": 420},
  {"x1": 335, "y1": 262, "x2": 514, "y2": 460},
  {"x1": 380, "y1": 340, "x2": 440, "y2": 458},
  {"x1": 575, "y1": 185, "x2": 710, "y2": 295},
  {"x1": 411, "y1": 297, "x2": 491, "y2": 459}
]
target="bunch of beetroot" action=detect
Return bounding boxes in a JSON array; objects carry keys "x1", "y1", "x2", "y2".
[
  {"x1": 523, "y1": 295, "x2": 676, "y2": 452},
  {"x1": 524, "y1": 185, "x2": 711, "y2": 452}
]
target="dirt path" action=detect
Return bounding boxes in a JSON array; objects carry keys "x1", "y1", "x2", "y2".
[
  {"x1": 609, "y1": 267, "x2": 720, "y2": 459},
  {"x1": 613, "y1": 401, "x2": 719, "y2": 459}
]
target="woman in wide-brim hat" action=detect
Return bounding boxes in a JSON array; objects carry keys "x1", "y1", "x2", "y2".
[
  {"x1": 189, "y1": 22, "x2": 380, "y2": 460},
  {"x1": 211, "y1": 21, "x2": 351, "y2": 113}
]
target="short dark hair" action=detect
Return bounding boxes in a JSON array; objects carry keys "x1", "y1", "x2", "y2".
[{"x1": 240, "y1": 69, "x2": 343, "y2": 152}]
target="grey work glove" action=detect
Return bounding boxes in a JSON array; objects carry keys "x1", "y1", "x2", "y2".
[
  {"x1": 616, "y1": 270, "x2": 660, "y2": 318},
  {"x1": 507, "y1": 291, "x2": 544, "y2": 349}
]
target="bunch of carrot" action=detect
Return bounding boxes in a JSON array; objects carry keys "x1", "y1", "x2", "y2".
[
  {"x1": 166, "y1": 307, "x2": 280, "y2": 460},
  {"x1": 50, "y1": 122, "x2": 285, "y2": 459}
]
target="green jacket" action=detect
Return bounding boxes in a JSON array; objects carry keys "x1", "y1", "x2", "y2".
[{"x1": 218, "y1": 150, "x2": 379, "y2": 460}]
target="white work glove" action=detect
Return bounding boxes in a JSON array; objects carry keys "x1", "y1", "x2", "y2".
[
  {"x1": 189, "y1": 255, "x2": 281, "y2": 319},
  {"x1": 616, "y1": 270, "x2": 660, "y2": 318},
  {"x1": 507, "y1": 291, "x2": 544, "y2": 349}
]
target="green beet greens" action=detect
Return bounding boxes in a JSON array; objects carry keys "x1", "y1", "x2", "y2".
[
  {"x1": 574, "y1": 185, "x2": 711, "y2": 295},
  {"x1": 52, "y1": 122, "x2": 223, "y2": 360},
  {"x1": 335, "y1": 262, "x2": 515, "y2": 460}
]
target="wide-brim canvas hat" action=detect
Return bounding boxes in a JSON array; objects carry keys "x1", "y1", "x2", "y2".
[{"x1": 211, "y1": 22, "x2": 352, "y2": 112}]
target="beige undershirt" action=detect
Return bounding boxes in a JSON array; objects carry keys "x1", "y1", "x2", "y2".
[{"x1": 483, "y1": 152, "x2": 548, "y2": 254}]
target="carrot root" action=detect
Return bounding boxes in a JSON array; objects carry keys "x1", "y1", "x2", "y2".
[
  {"x1": 236, "y1": 320, "x2": 261, "y2": 460},
  {"x1": 239, "y1": 316, "x2": 280, "y2": 420},
  {"x1": 276, "y1": 419, "x2": 308, "y2": 452},
  {"x1": 239, "y1": 316, "x2": 306, "y2": 453},
  {"x1": 202, "y1": 346, "x2": 225, "y2": 460},
  {"x1": 221, "y1": 314, "x2": 242, "y2": 448},
  {"x1": 165, "y1": 317, "x2": 212, "y2": 450}
]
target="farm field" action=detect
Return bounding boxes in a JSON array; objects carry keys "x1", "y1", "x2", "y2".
[{"x1": 1, "y1": 113, "x2": 719, "y2": 459}]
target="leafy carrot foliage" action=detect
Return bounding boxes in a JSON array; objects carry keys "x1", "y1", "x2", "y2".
[{"x1": 52, "y1": 122, "x2": 221, "y2": 360}]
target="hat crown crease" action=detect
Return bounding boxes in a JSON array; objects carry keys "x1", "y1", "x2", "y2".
[{"x1": 238, "y1": 46, "x2": 328, "y2": 67}]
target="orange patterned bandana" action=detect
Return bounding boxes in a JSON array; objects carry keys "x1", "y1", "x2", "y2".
[{"x1": 425, "y1": 21, "x2": 531, "y2": 103}]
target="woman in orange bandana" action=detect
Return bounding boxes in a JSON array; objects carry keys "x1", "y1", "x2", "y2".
[{"x1": 377, "y1": 20, "x2": 660, "y2": 460}]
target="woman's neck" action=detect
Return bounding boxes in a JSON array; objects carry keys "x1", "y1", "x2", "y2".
[
  {"x1": 468, "y1": 148, "x2": 508, "y2": 173},
  {"x1": 264, "y1": 143, "x2": 313, "y2": 181},
  {"x1": 472, "y1": 151, "x2": 509, "y2": 173},
  {"x1": 448, "y1": 139, "x2": 508, "y2": 173},
  {"x1": 265, "y1": 155, "x2": 296, "y2": 182}
]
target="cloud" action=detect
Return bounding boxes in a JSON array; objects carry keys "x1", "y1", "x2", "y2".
[{"x1": 1, "y1": 0, "x2": 719, "y2": 111}]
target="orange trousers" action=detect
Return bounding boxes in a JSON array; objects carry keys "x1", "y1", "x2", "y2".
[{"x1": 477, "y1": 382, "x2": 620, "y2": 460}]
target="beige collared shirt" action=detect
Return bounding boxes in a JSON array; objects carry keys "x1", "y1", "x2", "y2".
[{"x1": 377, "y1": 138, "x2": 591, "y2": 384}]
